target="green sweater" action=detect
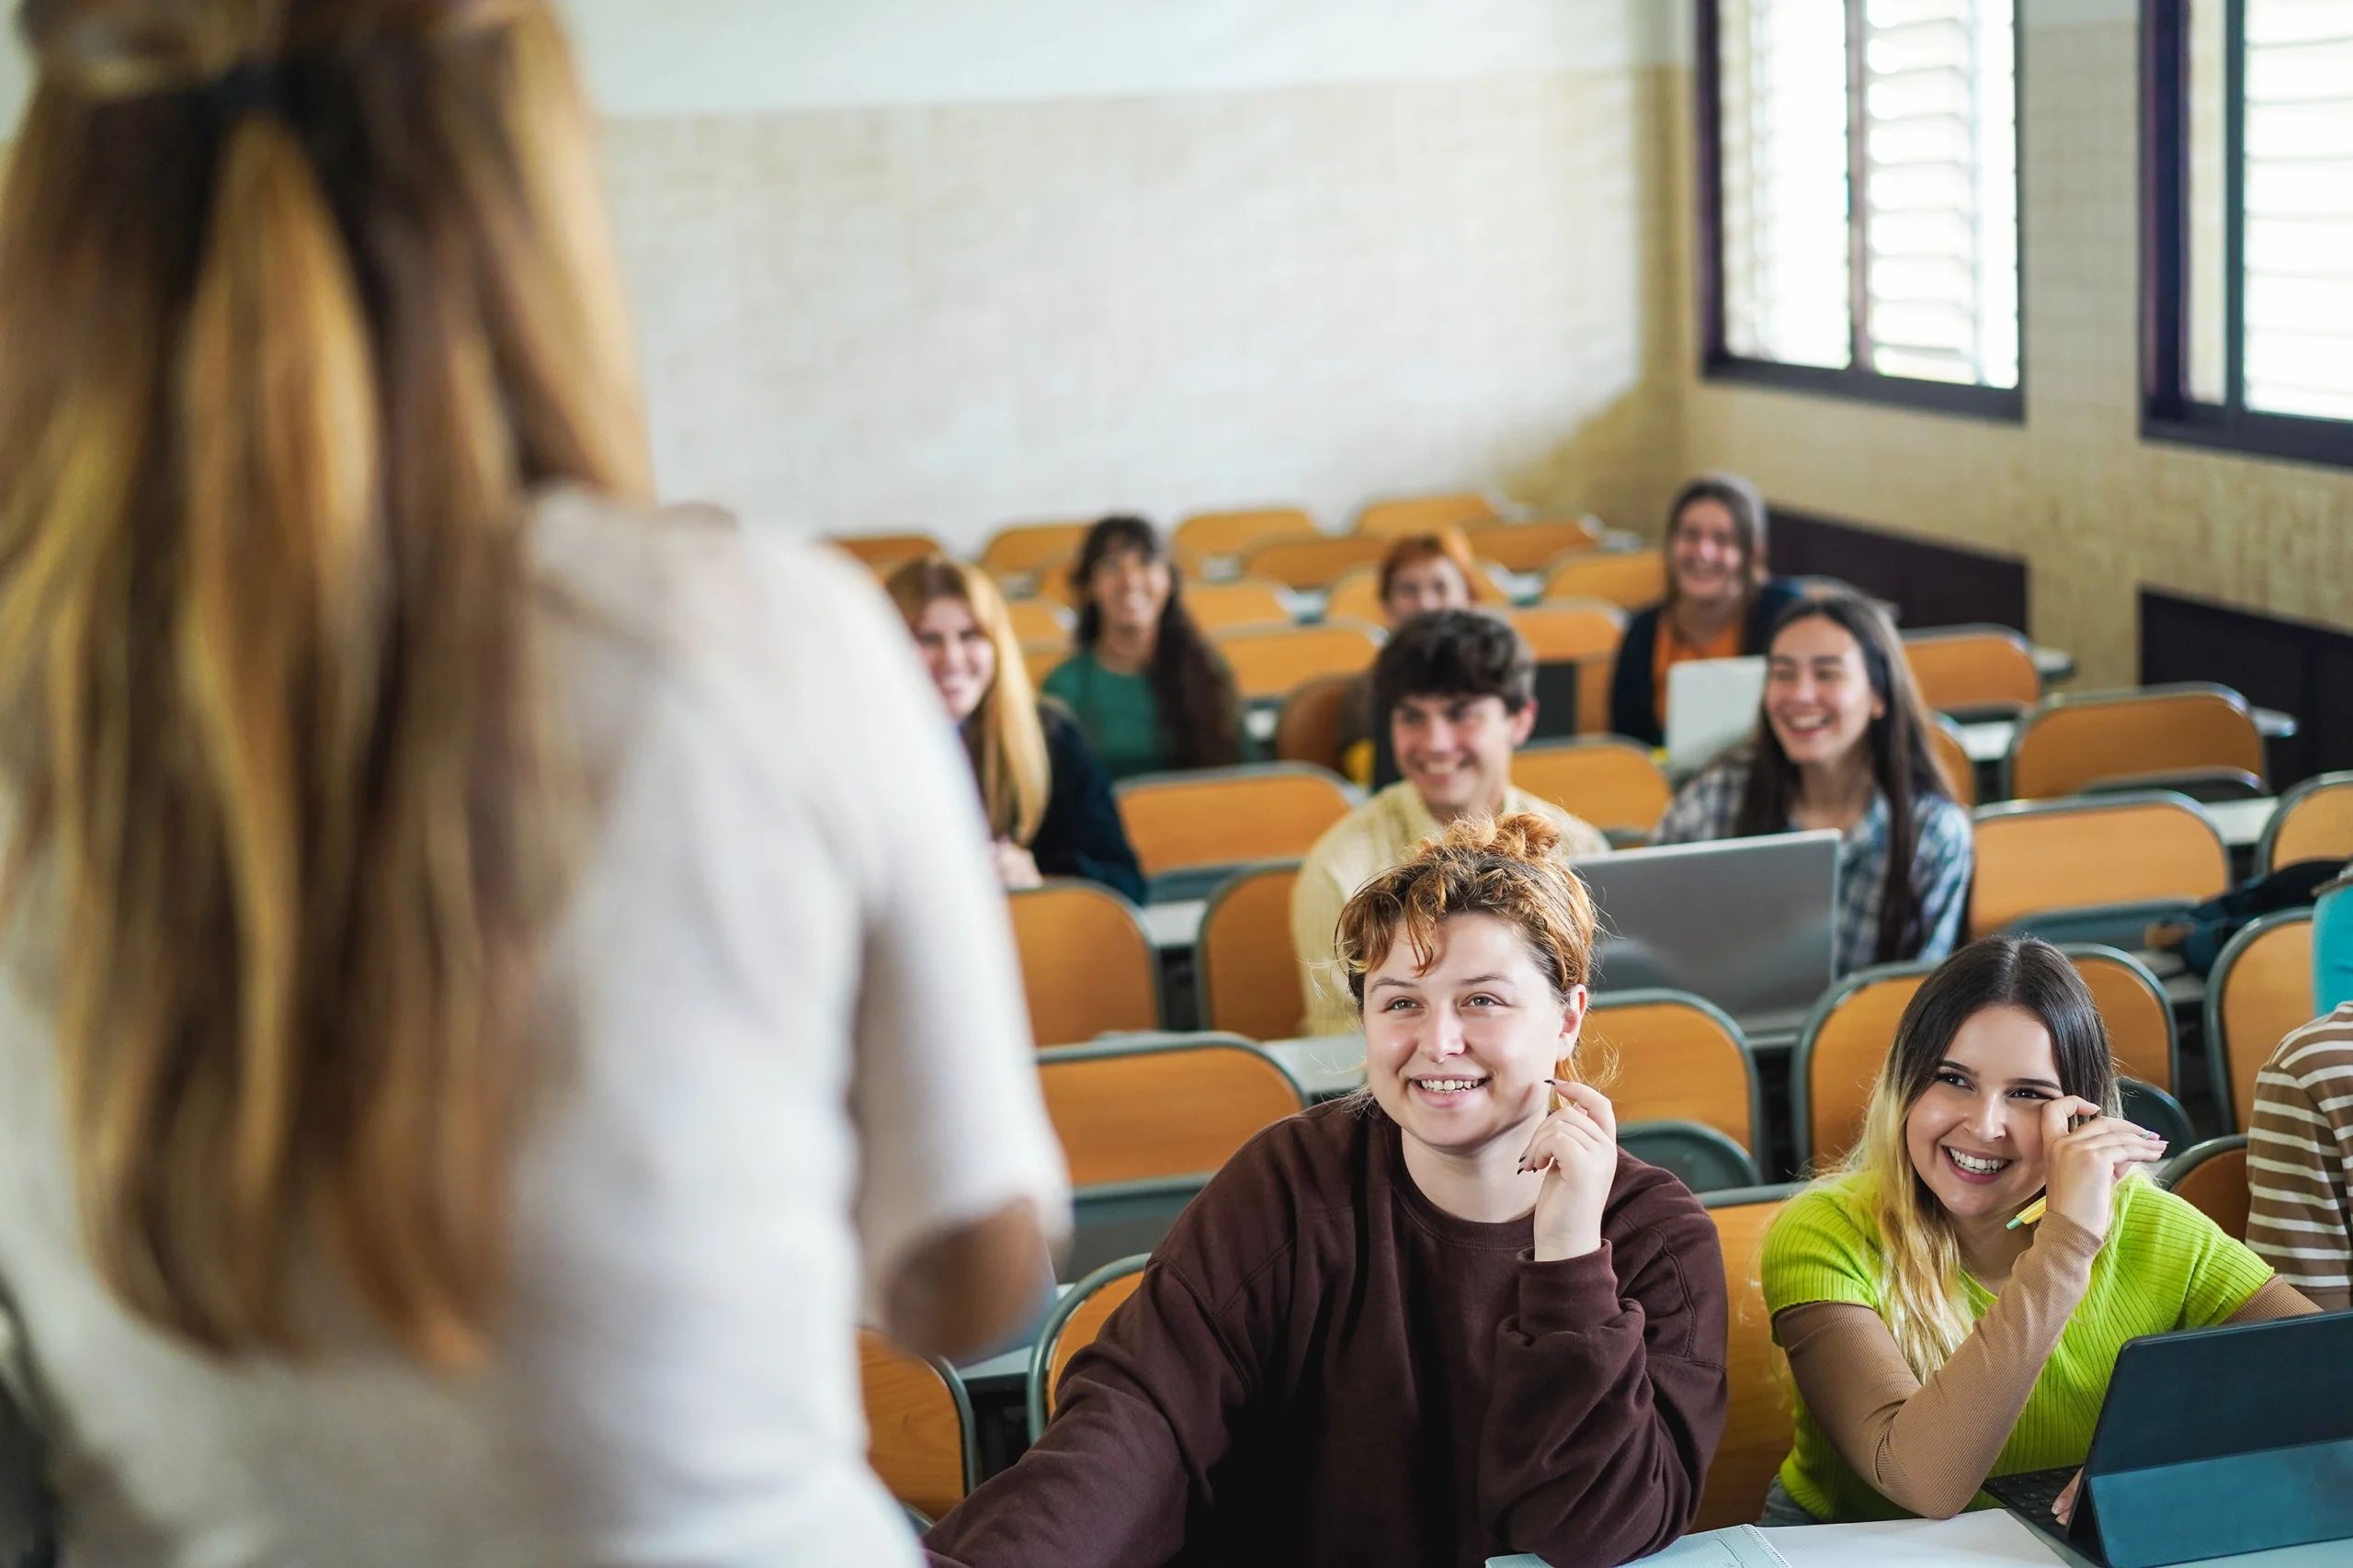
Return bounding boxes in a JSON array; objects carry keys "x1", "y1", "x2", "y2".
[
  {"x1": 1761, "y1": 1172, "x2": 2272, "y2": 1522},
  {"x1": 1041, "y1": 652, "x2": 1166, "y2": 782}
]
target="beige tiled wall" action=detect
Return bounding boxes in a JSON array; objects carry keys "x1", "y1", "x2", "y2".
[
  {"x1": 601, "y1": 69, "x2": 1674, "y2": 554},
  {"x1": 1660, "y1": 17, "x2": 2353, "y2": 688}
]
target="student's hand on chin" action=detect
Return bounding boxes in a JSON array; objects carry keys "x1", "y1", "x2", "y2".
[
  {"x1": 2040, "y1": 1096, "x2": 2166, "y2": 1242},
  {"x1": 1521, "y1": 1081, "x2": 1616, "y2": 1262}
]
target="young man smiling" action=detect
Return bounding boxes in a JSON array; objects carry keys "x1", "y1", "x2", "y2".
[{"x1": 1290, "y1": 610, "x2": 1608, "y2": 1036}]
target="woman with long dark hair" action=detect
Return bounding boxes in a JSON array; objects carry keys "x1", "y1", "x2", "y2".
[
  {"x1": 1608, "y1": 473, "x2": 1800, "y2": 746},
  {"x1": 1654, "y1": 591, "x2": 1971, "y2": 975},
  {"x1": 1758, "y1": 937, "x2": 2315, "y2": 1524},
  {"x1": 1042, "y1": 516, "x2": 1242, "y2": 779},
  {"x1": 0, "y1": 3, "x2": 1065, "y2": 1562}
]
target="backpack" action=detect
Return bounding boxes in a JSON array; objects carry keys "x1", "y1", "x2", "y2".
[{"x1": 2165, "y1": 858, "x2": 2347, "y2": 978}]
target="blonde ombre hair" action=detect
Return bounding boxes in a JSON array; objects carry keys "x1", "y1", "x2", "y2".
[
  {"x1": 884, "y1": 555, "x2": 1051, "y2": 846},
  {"x1": 0, "y1": 0, "x2": 650, "y2": 1362},
  {"x1": 1839, "y1": 937, "x2": 2121, "y2": 1379}
]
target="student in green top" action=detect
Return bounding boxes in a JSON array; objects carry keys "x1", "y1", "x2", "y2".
[
  {"x1": 1042, "y1": 516, "x2": 1241, "y2": 781},
  {"x1": 1759, "y1": 936, "x2": 2320, "y2": 1528}
]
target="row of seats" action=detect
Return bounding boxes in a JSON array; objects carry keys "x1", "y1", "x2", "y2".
[
  {"x1": 862, "y1": 1130, "x2": 2258, "y2": 1534},
  {"x1": 1010, "y1": 764, "x2": 2352, "y2": 1048},
  {"x1": 835, "y1": 494, "x2": 1609, "y2": 585}
]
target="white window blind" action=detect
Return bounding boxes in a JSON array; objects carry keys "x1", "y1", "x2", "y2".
[
  {"x1": 2236, "y1": 0, "x2": 2353, "y2": 420},
  {"x1": 1717, "y1": 0, "x2": 2018, "y2": 390}
]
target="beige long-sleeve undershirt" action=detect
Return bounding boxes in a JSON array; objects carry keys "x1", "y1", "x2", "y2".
[{"x1": 1775, "y1": 1213, "x2": 2319, "y2": 1519}]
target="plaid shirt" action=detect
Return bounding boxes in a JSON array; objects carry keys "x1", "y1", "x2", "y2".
[{"x1": 1654, "y1": 757, "x2": 1972, "y2": 976}]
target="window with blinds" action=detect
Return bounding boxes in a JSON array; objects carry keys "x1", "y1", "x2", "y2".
[
  {"x1": 2152, "y1": 0, "x2": 2353, "y2": 465},
  {"x1": 1710, "y1": 0, "x2": 2019, "y2": 403}
]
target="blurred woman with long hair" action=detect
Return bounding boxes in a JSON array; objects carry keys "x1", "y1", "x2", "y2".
[
  {"x1": 0, "y1": 3, "x2": 1064, "y2": 1562},
  {"x1": 1041, "y1": 515, "x2": 1242, "y2": 780},
  {"x1": 885, "y1": 555, "x2": 1143, "y2": 900},
  {"x1": 1608, "y1": 473, "x2": 1799, "y2": 747}
]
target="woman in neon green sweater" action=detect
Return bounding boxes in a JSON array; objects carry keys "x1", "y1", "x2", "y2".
[{"x1": 1759, "y1": 936, "x2": 2320, "y2": 1525}]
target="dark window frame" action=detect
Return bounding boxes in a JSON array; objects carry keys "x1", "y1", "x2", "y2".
[
  {"x1": 2141, "y1": 0, "x2": 2353, "y2": 471},
  {"x1": 1695, "y1": 0, "x2": 2028, "y2": 423}
]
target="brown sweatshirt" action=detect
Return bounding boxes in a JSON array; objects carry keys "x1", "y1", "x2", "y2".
[{"x1": 923, "y1": 1101, "x2": 1729, "y2": 1568}]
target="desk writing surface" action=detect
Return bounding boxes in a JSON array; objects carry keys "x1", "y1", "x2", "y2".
[
  {"x1": 1139, "y1": 899, "x2": 1206, "y2": 951},
  {"x1": 1488, "y1": 1515, "x2": 2353, "y2": 1568}
]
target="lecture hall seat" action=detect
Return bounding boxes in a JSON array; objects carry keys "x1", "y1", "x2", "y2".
[
  {"x1": 858, "y1": 1331, "x2": 976, "y2": 1527},
  {"x1": 2258, "y1": 771, "x2": 2353, "y2": 873},
  {"x1": 1173, "y1": 506, "x2": 1318, "y2": 565},
  {"x1": 1352, "y1": 491, "x2": 1497, "y2": 539},
  {"x1": 2205, "y1": 910, "x2": 2315, "y2": 1133},
  {"x1": 2006, "y1": 682, "x2": 2265, "y2": 800},
  {"x1": 1902, "y1": 624, "x2": 2041, "y2": 718},
  {"x1": 1695, "y1": 1184, "x2": 1802, "y2": 1531}
]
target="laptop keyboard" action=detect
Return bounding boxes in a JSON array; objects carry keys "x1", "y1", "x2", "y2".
[{"x1": 1982, "y1": 1467, "x2": 2103, "y2": 1564}]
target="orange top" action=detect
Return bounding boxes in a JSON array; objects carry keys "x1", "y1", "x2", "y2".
[{"x1": 1652, "y1": 610, "x2": 1743, "y2": 728}]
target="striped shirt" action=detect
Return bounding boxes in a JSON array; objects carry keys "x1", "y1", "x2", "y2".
[{"x1": 2247, "y1": 1003, "x2": 2353, "y2": 1312}]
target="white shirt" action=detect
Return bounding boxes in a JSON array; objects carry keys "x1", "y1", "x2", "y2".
[{"x1": 0, "y1": 493, "x2": 1070, "y2": 1567}]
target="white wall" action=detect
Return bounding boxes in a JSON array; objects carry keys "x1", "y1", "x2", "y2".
[{"x1": 573, "y1": 1, "x2": 1664, "y2": 547}]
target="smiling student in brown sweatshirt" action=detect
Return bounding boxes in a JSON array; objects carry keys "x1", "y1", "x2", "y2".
[{"x1": 925, "y1": 815, "x2": 1730, "y2": 1568}]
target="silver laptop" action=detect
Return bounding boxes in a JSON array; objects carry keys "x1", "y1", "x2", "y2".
[
  {"x1": 1571, "y1": 830, "x2": 1840, "y2": 1043},
  {"x1": 1665, "y1": 654, "x2": 1766, "y2": 776}
]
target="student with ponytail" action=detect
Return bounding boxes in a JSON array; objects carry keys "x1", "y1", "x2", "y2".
[
  {"x1": 926, "y1": 815, "x2": 1727, "y2": 1568},
  {"x1": 1759, "y1": 937, "x2": 2318, "y2": 1526},
  {"x1": 0, "y1": 4, "x2": 1064, "y2": 1563}
]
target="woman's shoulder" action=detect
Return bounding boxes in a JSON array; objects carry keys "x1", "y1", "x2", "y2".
[
  {"x1": 1907, "y1": 789, "x2": 1974, "y2": 846},
  {"x1": 1761, "y1": 1173, "x2": 1887, "y2": 1310},
  {"x1": 1154, "y1": 1101, "x2": 1370, "y2": 1296}
]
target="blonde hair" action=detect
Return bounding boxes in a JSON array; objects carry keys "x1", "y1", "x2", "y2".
[
  {"x1": 884, "y1": 555, "x2": 1051, "y2": 845},
  {"x1": 1836, "y1": 937, "x2": 2122, "y2": 1379},
  {"x1": 0, "y1": 0, "x2": 650, "y2": 1362}
]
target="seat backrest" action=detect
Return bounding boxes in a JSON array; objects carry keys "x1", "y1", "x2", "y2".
[
  {"x1": 1353, "y1": 492, "x2": 1497, "y2": 538},
  {"x1": 2161, "y1": 1136, "x2": 2251, "y2": 1242},
  {"x1": 1028, "y1": 560, "x2": 1083, "y2": 608},
  {"x1": 1970, "y1": 795, "x2": 2230, "y2": 939},
  {"x1": 1213, "y1": 622, "x2": 1382, "y2": 701},
  {"x1": 1902, "y1": 625, "x2": 2040, "y2": 715},
  {"x1": 1617, "y1": 1120, "x2": 1761, "y2": 1194},
  {"x1": 1513, "y1": 738, "x2": 1674, "y2": 838},
  {"x1": 1793, "y1": 963, "x2": 1936, "y2": 1169},
  {"x1": 1005, "y1": 598, "x2": 1069, "y2": 644},
  {"x1": 1028, "y1": 1255, "x2": 1152, "y2": 1437},
  {"x1": 1580, "y1": 992, "x2": 1760, "y2": 1152},
  {"x1": 1181, "y1": 578, "x2": 1296, "y2": 633},
  {"x1": 1575, "y1": 653, "x2": 1617, "y2": 736},
  {"x1": 1322, "y1": 568, "x2": 1387, "y2": 626},
  {"x1": 1197, "y1": 863, "x2": 1308, "y2": 1041},
  {"x1": 981, "y1": 520, "x2": 1092, "y2": 575},
  {"x1": 1243, "y1": 533, "x2": 1392, "y2": 588},
  {"x1": 832, "y1": 531, "x2": 945, "y2": 572},
  {"x1": 1023, "y1": 642, "x2": 1069, "y2": 690},
  {"x1": 1463, "y1": 517, "x2": 1604, "y2": 573},
  {"x1": 1274, "y1": 675, "x2": 1355, "y2": 774},
  {"x1": 1695, "y1": 1186, "x2": 1801, "y2": 1532},
  {"x1": 2064, "y1": 945, "x2": 2178, "y2": 1093},
  {"x1": 2208, "y1": 911, "x2": 2316, "y2": 1131},
  {"x1": 2262, "y1": 771, "x2": 2353, "y2": 873},
  {"x1": 1174, "y1": 507, "x2": 1317, "y2": 562},
  {"x1": 1037, "y1": 1036, "x2": 1307, "y2": 1187},
  {"x1": 859, "y1": 1330, "x2": 973, "y2": 1524},
  {"x1": 1503, "y1": 601, "x2": 1626, "y2": 664},
  {"x1": 1008, "y1": 881, "x2": 1161, "y2": 1046},
  {"x1": 1929, "y1": 715, "x2": 1976, "y2": 808},
  {"x1": 1541, "y1": 549, "x2": 1667, "y2": 610},
  {"x1": 1115, "y1": 765, "x2": 1355, "y2": 877},
  {"x1": 2008, "y1": 684, "x2": 2265, "y2": 800}
]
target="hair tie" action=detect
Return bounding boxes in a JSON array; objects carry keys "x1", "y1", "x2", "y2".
[{"x1": 201, "y1": 60, "x2": 281, "y2": 128}]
